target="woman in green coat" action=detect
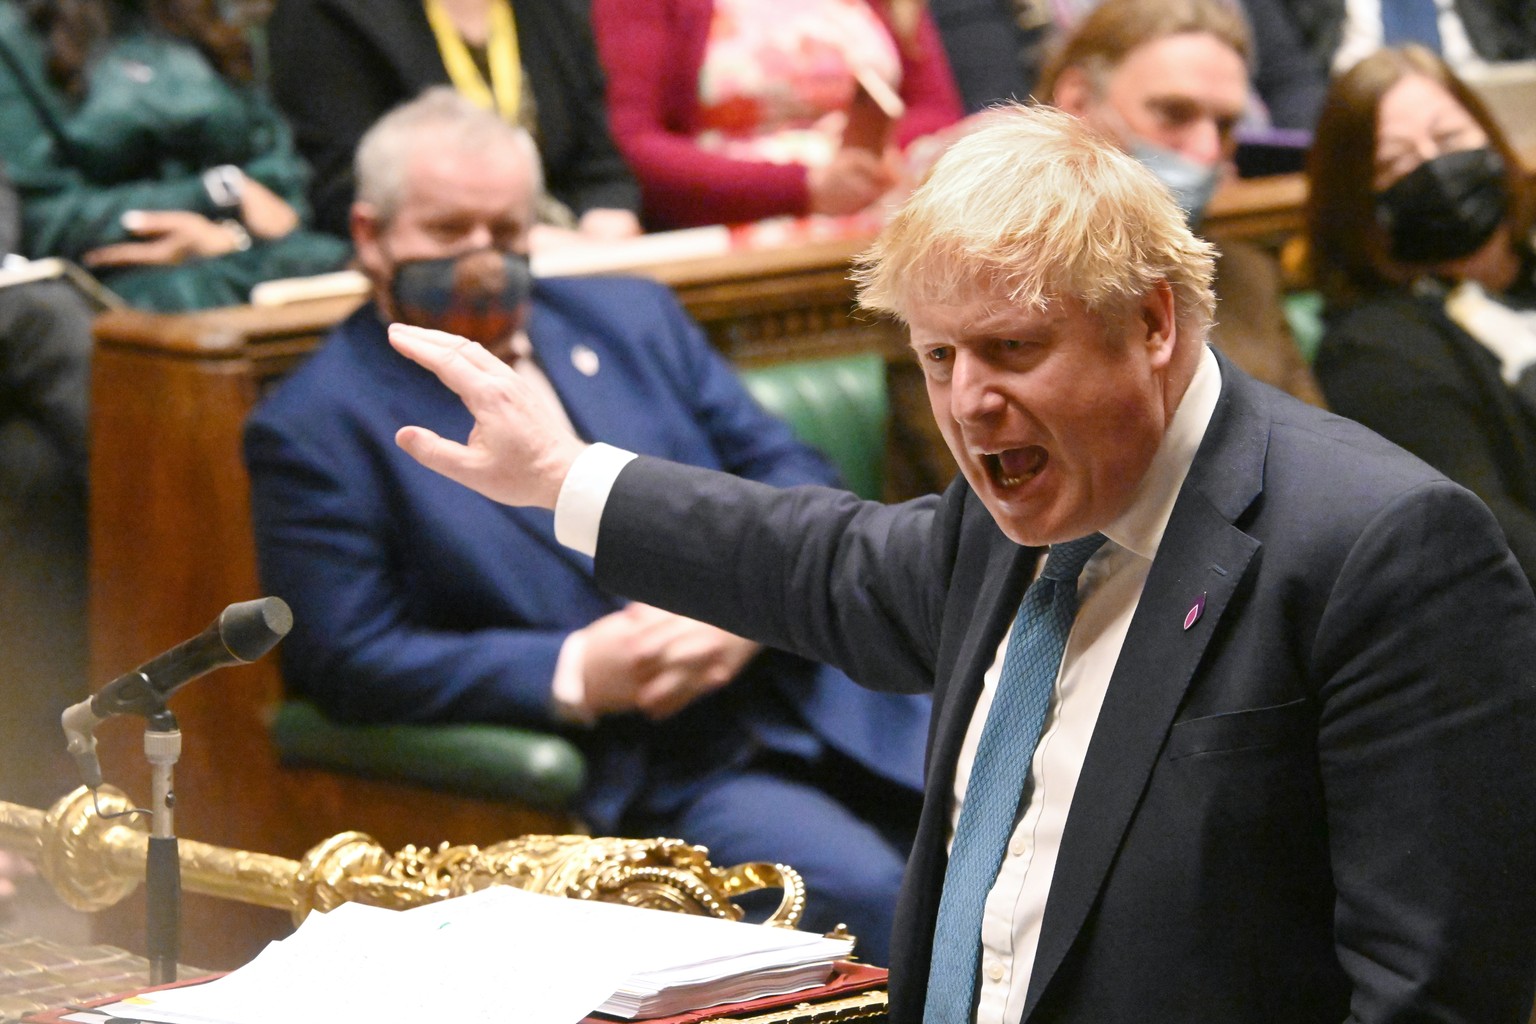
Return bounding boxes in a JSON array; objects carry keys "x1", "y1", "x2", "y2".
[{"x1": 0, "y1": 0, "x2": 349, "y2": 311}]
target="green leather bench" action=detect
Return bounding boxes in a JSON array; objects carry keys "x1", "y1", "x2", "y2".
[
  {"x1": 269, "y1": 351, "x2": 890, "y2": 816},
  {"x1": 1282, "y1": 290, "x2": 1325, "y2": 364}
]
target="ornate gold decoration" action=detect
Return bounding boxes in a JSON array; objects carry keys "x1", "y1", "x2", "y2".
[
  {"x1": 697, "y1": 990, "x2": 889, "y2": 1023},
  {"x1": 0, "y1": 788, "x2": 805, "y2": 930}
]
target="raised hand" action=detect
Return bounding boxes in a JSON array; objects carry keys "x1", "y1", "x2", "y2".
[{"x1": 390, "y1": 322, "x2": 588, "y2": 508}]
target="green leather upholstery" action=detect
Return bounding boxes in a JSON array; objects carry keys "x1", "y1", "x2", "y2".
[
  {"x1": 271, "y1": 700, "x2": 585, "y2": 807},
  {"x1": 740, "y1": 352, "x2": 889, "y2": 500},
  {"x1": 268, "y1": 351, "x2": 889, "y2": 808},
  {"x1": 1282, "y1": 290, "x2": 1325, "y2": 364}
]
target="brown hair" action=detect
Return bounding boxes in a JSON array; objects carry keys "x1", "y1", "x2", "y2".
[
  {"x1": 1035, "y1": 0, "x2": 1251, "y2": 102},
  {"x1": 1306, "y1": 45, "x2": 1533, "y2": 309},
  {"x1": 24, "y1": 0, "x2": 253, "y2": 96}
]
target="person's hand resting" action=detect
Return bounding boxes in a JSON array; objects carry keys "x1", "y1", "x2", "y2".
[
  {"x1": 83, "y1": 210, "x2": 247, "y2": 267},
  {"x1": 577, "y1": 207, "x2": 642, "y2": 241},
  {"x1": 238, "y1": 177, "x2": 301, "y2": 240},
  {"x1": 530, "y1": 208, "x2": 643, "y2": 252},
  {"x1": 580, "y1": 604, "x2": 761, "y2": 720},
  {"x1": 390, "y1": 322, "x2": 589, "y2": 508},
  {"x1": 806, "y1": 147, "x2": 897, "y2": 216}
]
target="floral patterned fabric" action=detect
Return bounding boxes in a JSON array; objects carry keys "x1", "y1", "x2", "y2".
[{"x1": 695, "y1": 0, "x2": 902, "y2": 167}]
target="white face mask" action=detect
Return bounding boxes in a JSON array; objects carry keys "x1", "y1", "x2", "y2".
[{"x1": 1126, "y1": 135, "x2": 1222, "y2": 227}]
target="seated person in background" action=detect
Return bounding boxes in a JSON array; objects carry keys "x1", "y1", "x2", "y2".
[
  {"x1": 1237, "y1": 0, "x2": 1536, "y2": 132},
  {"x1": 243, "y1": 88, "x2": 930, "y2": 965},
  {"x1": 265, "y1": 0, "x2": 643, "y2": 247},
  {"x1": 0, "y1": 161, "x2": 91, "y2": 812},
  {"x1": 1036, "y1": 0, "x2": 1326, "y2": 406},
  {"x1": 0, "y1": 0, "x2": 349, "y2": 312},
  {"x1": 0, "y1": 162, "x2": 89, "y2": 491},
  {"x1": 1308, "y1": 44, "x2": 1536, "y2": 589},
  {"x1": 591, "y1": 0, "x2": 965, "y2": 230}
]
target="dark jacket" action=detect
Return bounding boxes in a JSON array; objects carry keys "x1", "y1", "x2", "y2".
[
  {"x1": 1315, "y1": 281, "x2": 1536, "y2": 589},
  {"x1": 595, "y1": 352, "x2": 1536, "y2": 1022},
  {"x1": 0, "y1": 2, "x2": 348, "y2": 311},
  {"x1": 265, "y1": 0, "x2": 641, "y2": 237}
]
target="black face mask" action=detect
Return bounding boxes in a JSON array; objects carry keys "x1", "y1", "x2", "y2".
[
  {"x1": 389, "y1": 248, "x2": 533, "y2": 350},
  {"x1": 1374, "y1": 146, "x2": 1509, "y2": 265}
]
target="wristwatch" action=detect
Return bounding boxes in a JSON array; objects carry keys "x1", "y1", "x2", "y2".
[{"x1": 202, "y1": 164, "x2": 247, "y2": 213}]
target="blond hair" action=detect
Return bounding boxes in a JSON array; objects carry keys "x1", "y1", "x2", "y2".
[{"x1": 855, "y1": 104, "x2": 1216, "y2": 340}]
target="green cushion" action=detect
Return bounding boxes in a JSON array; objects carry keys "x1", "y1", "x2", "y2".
[
  {"x1": 270, "y1": 700, "x2": 585, "y2": 809},
  {"x1": 1283, "y1": 289, "x2": 1326, "y2": 364},
  {"x1": 740, "y1": 352, "x2": 888, "y2": 500}
]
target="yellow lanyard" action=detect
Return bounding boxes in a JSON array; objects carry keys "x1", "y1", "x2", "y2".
[{"x1": 423, "y1": 0, "x2": 521, "y2": 121}]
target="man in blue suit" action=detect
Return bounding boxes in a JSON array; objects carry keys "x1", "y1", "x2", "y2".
[
  {"x1": 387, "y1": 105, "x2": 1536, "y2": 1023},
  {"x1": 243, "y1": 88, "x2": 929, "y2": 964}
]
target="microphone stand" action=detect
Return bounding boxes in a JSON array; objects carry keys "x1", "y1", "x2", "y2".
[
  {"x1": 142, "y1": 707, "x2": 181, "y2": 985},
  {"x1": 59, "y1": 598, "x2": 294, "y2": 982}
]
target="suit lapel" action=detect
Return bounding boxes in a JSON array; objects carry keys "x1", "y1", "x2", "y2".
[
  {"x1": 926, "y1": 537, "x2": 1041, "y2": 809},
  {"x1": 1021, "y1": 357, "x2": 1269, "y2": 1018},
  {"x1": 528, "y1": 304, "x2": 629, "y2": 449}
]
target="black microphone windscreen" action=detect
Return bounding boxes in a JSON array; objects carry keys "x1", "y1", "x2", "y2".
[{"x1": 218, "y1": 597, "x2": 293, "y2": 662}]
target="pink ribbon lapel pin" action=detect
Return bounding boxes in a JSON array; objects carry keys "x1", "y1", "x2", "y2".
[{"x1": 1183, "y1": 592, "x2": 1207, "y2": 631}]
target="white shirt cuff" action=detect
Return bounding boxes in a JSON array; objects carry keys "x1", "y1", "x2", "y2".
[
  {"x1": 553, "y1": 442, "x2": 637, "y2": 557},
  {"x1": 549, "y1": 629, "x2": 595, "y2": 726}
]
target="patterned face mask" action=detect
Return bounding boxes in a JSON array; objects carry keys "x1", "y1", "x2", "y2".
[{"x1": 390, "y1": 248, "x2": 533, "y2": 352}]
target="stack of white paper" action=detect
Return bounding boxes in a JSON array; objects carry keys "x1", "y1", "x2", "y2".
[{"x1": 87, "y1": 887, "x2": 853, "y2": 1024}]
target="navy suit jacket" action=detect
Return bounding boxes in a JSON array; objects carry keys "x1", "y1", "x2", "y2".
[
  {"x1": 244, "y1": 275, "x2": 929, "y2": 833},
  {"x1": 595, "y1": 352, "x2": 1536, "y2": 1023}
]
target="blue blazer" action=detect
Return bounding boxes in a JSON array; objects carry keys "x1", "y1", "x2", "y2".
[
  {"x1": 244, "y1": 275, "x2": 930, "y2": 832},
  {"x1": 594, "y1": 352, "x2": 1536, "y2": 1023}
]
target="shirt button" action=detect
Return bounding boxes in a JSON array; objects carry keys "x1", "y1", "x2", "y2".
[
  {"x1": 985, "y1": 960, "x2": 1005, "y2": 982},
  {"x1": 1009, "y1": 836, "x2": 1028, "y2": 857}
]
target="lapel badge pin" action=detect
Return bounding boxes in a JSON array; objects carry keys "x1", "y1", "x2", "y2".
[
  {"x1": 571, "y1": 344, "x2": 600, "y2": 377},
  {"x1": 1183, "y1": 592, "x2": 1207, "y2": 631}
]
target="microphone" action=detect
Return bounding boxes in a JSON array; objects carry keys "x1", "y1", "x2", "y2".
[{"x1": 61, "y1": 597, "x2": 293, "y2": 788}]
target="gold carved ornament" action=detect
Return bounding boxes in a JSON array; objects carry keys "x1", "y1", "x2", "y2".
[{"x1": 0, "y1": 786, "x2": 806, "y2": 929}]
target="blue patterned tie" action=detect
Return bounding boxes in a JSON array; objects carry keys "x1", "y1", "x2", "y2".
[
  {"x1": 1382, "y1": 0, "x2": 1442, "y2": 50},
  {"x1": 923, "y1": 533, "x2": 1107, "y2": 1022}
]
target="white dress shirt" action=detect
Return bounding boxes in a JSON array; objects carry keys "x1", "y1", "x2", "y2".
[
  {"x1": 962, "y1": 346, "x2": 1219, "y2": 1022},
  {"x1": 553, "y1": 346, "x2": 1223, "y2": 1022}
]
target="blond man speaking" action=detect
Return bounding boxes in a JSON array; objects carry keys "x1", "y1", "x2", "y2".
[{"x1": 389, "y1": 106, "x2": 1536, "y2": 1024}]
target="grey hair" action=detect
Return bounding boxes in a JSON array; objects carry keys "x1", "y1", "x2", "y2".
[{"x1": 353, "y1": 86, "x2": 544, "y2": 225}]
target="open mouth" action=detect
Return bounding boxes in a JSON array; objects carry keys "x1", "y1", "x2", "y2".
[{"x1": 984, "y1": 446, "x2": 1047, "y2": 489}]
